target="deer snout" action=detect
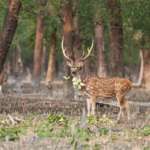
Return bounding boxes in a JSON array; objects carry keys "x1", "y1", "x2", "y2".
[
  {"x1": 71, "y1": 67, "x2": 78, "y2": 75},
  {"x1": 71, "y1": 70, "x2": 77, "y2": 76}
]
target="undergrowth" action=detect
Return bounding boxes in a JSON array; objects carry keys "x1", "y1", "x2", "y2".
[{"x1": 0, "y1": 113, "x2": 149, "y2": 149}]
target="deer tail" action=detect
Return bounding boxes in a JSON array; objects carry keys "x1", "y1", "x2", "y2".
[{"x1": 132, "y1": 50, "x2": 144, "y2": 87}]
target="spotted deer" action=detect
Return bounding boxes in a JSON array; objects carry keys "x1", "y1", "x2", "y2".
[{"x1": 61, "y1": 38, "x2": 143, "y2": 121}]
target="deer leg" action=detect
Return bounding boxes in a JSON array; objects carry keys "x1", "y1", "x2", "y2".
[
  {"x1": 127, "y1": 106, "x2": 130, "y2": 121},
  {"x1": 91, "y1": 101, "x2": 96, "y2": 116},
  {"x1": 86, "y1": 98, "x2": 91, "y2": 116},
  {"x1": 86, "y1": 97, "x2": 96, "y2": 116},
  {"x1": 119, "y1": 98, "x2": 130, "y2": 121},
  {"x1": 117, "y1": 107, "x2": 124, "y2": 122},
  {"x1": 116, "y1": 93, "x2": 129, "y2": 121},
  {"x1": 123, "y1": 98, "x2": 130, "y2": 121},
  {"x1": 116, "y1": 93, "x2": 123, "y2": 121},
  {"x1": 0, "y1": 85, "x2": 2, "y2": 93}
]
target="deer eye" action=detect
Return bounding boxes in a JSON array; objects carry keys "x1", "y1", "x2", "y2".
[
  {"x1": 77, "y1": 67, "x2": 82, "y2": 71},
  {"x1": 77, "y1": 62, "x2": 84, "y2": 68}
]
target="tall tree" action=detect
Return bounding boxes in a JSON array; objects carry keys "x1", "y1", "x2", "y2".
[
  {"x1": 142, "y1": 49, "x2": 150, "y2": 89},
  {"x1": 72, "y1": 0, "x2": 81, "y2": 56},
  {"x1": 77, "y1": 0, "x2": 95, "y2": 76},
  {"x1": 0, "y1": 0, "x2": 21, "y2": 73},
  {"x1": 95, "y1": 19, "x2": 107, "y2": 77},
  {"x1": 33, "y1": 0, "x2": 47, "y2": 82},
  {"x1": 62, "y1": 1, "x2": 74, "y2": 73},
  {"x1": 61, "y1": 0, "x2": 74, "y2": 98},
  {"x1": 45, "y1": 31, "x2": 57, "y2": 82},
  {"x1": 10, "y1": 43, "x2": 23, "y2": 75},
  {"x1": 107, "y1": 0, "x2": 124, "y2": 76}
]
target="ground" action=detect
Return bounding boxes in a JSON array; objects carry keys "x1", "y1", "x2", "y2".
[
  {"x1": 0, "y1": 108, "x2": 149, "y2": 150},
  {"x1": 0, "y1": 84, "x2": 150, "y2": 150}
]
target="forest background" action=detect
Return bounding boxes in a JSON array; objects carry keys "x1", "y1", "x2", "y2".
[{"x1": 0, "y1": 0, "x2": 149, "y2": 87}]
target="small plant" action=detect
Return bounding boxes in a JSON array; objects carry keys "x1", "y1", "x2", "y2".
[
  {"x1": 77, "y1": 128, "x2": 90, "y2": 141},
  {"x1": 47, "y1": 114, "x2": 68, "y2": 126},
  {"x1": 70, "y1": 125, "x2": 91, "y2": 144},
  {"x1": 0, "y1": 126, "x2": 23, "y2": 141},
  {"x1": 93, "y1": 143, "x2": 101, "y2": 150},
  {"x1": 99, "y1": 127, "x2": 109, "y2": 136},
  {"x1": 72, "y1": 77, "x2": 85, "y2": 90},
  {"x1": 141, "y1": 125, "x2": 150, "y2": 136},
  {"x1": 35, "y1": 122, "x2": 53, "y2": 138},
  {"x1": 88, "y1": 115, "x2": 97, "y2": 125},
  {"x1": 0, "y1": 116, "x2": 29, "y2": 141},
  {"x1": 36, "y1": 114, "x2": 69, "y2": 138},
  {"x1": 144, "y1": 146, "x2": 150, "y2": 150},
  {"x1": 81, "y1": 144, "x2": 90, "y2": 150},
  {"x1": 98, "y1": 115, "x2": 114, "y2": 126}
]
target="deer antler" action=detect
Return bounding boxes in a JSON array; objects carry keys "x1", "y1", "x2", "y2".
[
  {"x1": 61, "y1": 37, "x2": 73, "y2": 62},
  {"x1": 81, "y1": 40, "x2": 94, "y2": 60}
]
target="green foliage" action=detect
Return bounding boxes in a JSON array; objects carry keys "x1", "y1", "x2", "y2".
[
  {"x1": 144, "y1": 147, "x2": 150, "y2": 150},
  {"x1": 0, "y1": 0, "x2": 7, "y2": 31},
  {"x1": 0, "y1": 127, "x2": 22, "y2": 141},
  {"x1": 47, "y1": 0, "x2": 61, "y2": 16},
  {"x1": 0, "y1": 114, "x2": 149, "y2": 149},
  {"x1": 47, "y1": 114, "x2": 68, "y2": 125},
  {"x1": 88, "y1": 115, "x2": 98, "y2": 125},
  {"x1": 87, "y1": 115, "x2": 114, "y2": 127},
  {"x1": 93, "y1": 143, "x2": 101, "y2": 150},
  {"x1": 141, "y1": 125, "x2": 150, "y2": 136},
  {"x1": 121, "y1": 0, "x2": 150, "y2": 64},
  {"x1": 36, "y1": 114, "x2": 69, "y2": 138},
  {"x1": 74, "y1": 128, "x2": 90, "y2": 141},
  {"x1": 99, "y1": 127, "x2": 109, "y2": 136},
  {"x1": 78, "y1": 0, "x2": 94, "y2": 38},
  {"x1": 35, "y1": 121, "x2": 53, "y2": 138},
  {"x1": 121, "y1": 0, "x2": 150, "y2": 36},
  {"x1": 72, "y1": 77, "x2": 85, "y2": 90},
  {"x1": 98, "y1": 115, "x2": 114, "y2": 126},
  {"x1": 0, "y1": 120, "x2": 28, "y2": 141},
  {"x1": 0, "y1": 0, "x2": 150, "y2": 69}
]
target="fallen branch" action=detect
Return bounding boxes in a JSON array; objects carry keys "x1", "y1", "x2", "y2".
[{"x1": 7, "y1": 114, "x2": 23, "y2": 125}]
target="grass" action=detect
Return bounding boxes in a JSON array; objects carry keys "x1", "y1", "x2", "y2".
[
  {"x1": 0, "y1": 115, "x2": 30, "y2": 141},
  {"x1": 0, "y1": 113, "x2": 149, "y2": 149},
  {"x1": 141, "y1": 125, "x2": 150, "y2": 136},
  {"x1": 0, "y1": 127, "x2": 22, "y2": 141}
]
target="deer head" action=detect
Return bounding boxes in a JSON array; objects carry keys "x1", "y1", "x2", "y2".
[{"x1": 61, "y1": 37, "x2": 94, "y2": 76}]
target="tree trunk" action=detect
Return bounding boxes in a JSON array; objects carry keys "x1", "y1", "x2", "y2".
[
  {"x1": 42, "y1": 40, "x2": 47, "y2": 76},
  {"x1": 0, "y1": 71, "x2": 5, "y2": 93},
  {"x1": 143, "y1": 50, "x2": 150, "y2": 89},
  {"x1": 62, "y1": 1, "x2": 74, "y2": 74},
  {"x1": 45, "y1": 32, "x2": 56, "y2": 82},
  {"x1": 0, "y1": 0, "x2": 21, "y2": 73},
  {"x1": 33, "y1": 13, "x2": 44, "y2": 82},
  {"x1": 72, "y1": 0, "x2": 81, "y2": 56},
  {"x1": 62, "y1": 1, "x2": 74, "y2": 98},
  {"x1": 107, "y1": 0, "x2": 124, "y2": 76},
  {"x1": 15, "y1": 43, "x2": 23, "y2": 74},
  {"x1": 95, "y1": 19, "x2": 107, "y2": 77}
]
